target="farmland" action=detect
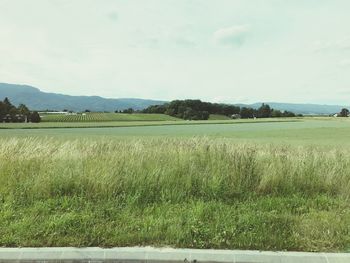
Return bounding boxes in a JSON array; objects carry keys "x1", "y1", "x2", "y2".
[
  {"x1": 41, "y1": 113, "x2": 180, "y2": 122},
  {"x1": 0, "y1": 117, "x2": 299, "y2": 130},
  {"x1": 0, "y1": 117, "x2": 350, "y2": 251},
  {"x1": 0, "y1": 117, "x2": 349, "y2": 147}
]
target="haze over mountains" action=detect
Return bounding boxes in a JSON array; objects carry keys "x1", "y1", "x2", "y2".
[
  {"x1": 0, "y1": 83, "x2": 347, "y2": 114},
  {"x1": 236, "y1": 103, "x2": 347, "y2": 115},
  {"x1": 0, "y1": 83, "x2": 165, "y2": 112}
]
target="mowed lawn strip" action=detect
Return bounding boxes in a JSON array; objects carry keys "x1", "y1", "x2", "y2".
[{"x1": 0, "y1": 137, "x2": 350, "y2": 251}]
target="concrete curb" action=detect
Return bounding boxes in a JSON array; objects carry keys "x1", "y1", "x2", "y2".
[{"x1": 0, "y1": 247, "x2": 349, "y2": 263}]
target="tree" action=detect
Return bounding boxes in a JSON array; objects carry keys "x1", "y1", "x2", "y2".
[
  {"x1": 18, "y1": 104, "x2": 30, "y2": 115},
  {"x1": 257, "y1": 103, "x2": 272, "y2": 118},
  {"x1": 3, "y1": 97, "x2": 16, "y2": 114},
  {"x1": 182, "y1": 107, "x2": 195, "y2": 120},
  {"x1": 201, "y1": 111, "x2": 210, "y2": 120},
  {"x1": 142, "y1": 100, "x2": 296, "y2": 121},
  {"x1": 30, "y1": 111, "x2": 41, "y2": 123},
  {"x1": 0, "y1": 98, "x2": 17, "y2": 121},
  {"x1": 0, "y1": 98, "x2": 35, "y2": 123},
  {"x1": 145, "y1": 100, "x2": 242, "y2": 120},
  {"x1": 142, "y1": 105, "x2": 167, "y2": 114},
  {"x1": 9, "y1": 107, "x2": 19, "y2": 121},
  {"x1": 271, "y1": 109, "x2": 282, "y2": 118},
  {"x1": 339, "y1": 108, "x2": 349, "y2": 117},
  {"x1": 240, "y1": 107, "x2": 255, "y2": 119},
  {"x1": 282, "y1": 111, "x2": 296, "y2": 117},
  {"x1": 0, "y1": 101, "x2": 5, "y2": 119},
  {"x1": 123, "y1": 108, "x2": 134, "y2": 114},
  {"x1": 3, "y1": 97, "x2": 12, "y2": 108},
  {"x1": 18, "y1": 104, "x2": 30, "y2": 122}
]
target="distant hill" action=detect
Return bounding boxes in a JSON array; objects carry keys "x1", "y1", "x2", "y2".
[
  {"x1": 0, "y1": 82, "x2": 347, "y2": 114},
  {"x1": 0, "y1": 83, "x2": 165, "y2": 112},
  {"x1": 239, "y1": 102, "x2": 348, "y2": 115}
]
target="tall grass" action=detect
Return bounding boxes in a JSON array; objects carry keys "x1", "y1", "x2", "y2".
[
  {"x1": 1, "y1": 137, "x2": 349, "y2": 202},
  {"x1": 0, "y1": 137, "x2": 349, "y2": 250}
]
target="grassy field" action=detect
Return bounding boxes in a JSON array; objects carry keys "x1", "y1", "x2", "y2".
[
  {"x1": 0, "y1": 118, "x2": 349, "y2": 147},
  {"x1": 0, "y1": 117, "x2": 350, "y2": 251},
  {"x1": 208, "y1": 114, "x2": 232, "y2": 120},
  {"x1": 41, "y1": 113, "x2": 180, "y2": 122},
  {"x1": 40, "y1": 112, "x2": 233, "y2": 122},
  {"x1": 0, "y1": 118, "x2": 300, "y2": 129}
]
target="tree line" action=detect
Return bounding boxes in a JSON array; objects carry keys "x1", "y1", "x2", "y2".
[
  {"x1": 0, "y1": 97, "x2": 41, "y2": 123},
  {"x1": 338, "y1": 108, "x2": 350, "y2": 117},
  {"x1": 142, "y1": 100, "x2": 300, "y2": 120}
]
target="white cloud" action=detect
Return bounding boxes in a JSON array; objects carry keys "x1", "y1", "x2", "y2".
[
  {"x1": 336, "y1": 37, "x2": 350, "y2": 50},
  {"x1": 312, "y1": 37, "x2": 350, "y2": 53},
  {"x1": 339, "y1": 59, "x2": 350, "y2": 67},
  {"x1": 2, "y1": 1, "x2": 350, "y2": 104},
  {"x1": 107, "y1": 12, "x2": 119, "y2": 21},
  {"x1": 213, "y1": 25, "x2": 250, "y2": 46}
]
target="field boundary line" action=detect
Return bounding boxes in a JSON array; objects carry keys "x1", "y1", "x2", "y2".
[{"x1": 0, "y1": 247, "x2": 349, "y2": 262}]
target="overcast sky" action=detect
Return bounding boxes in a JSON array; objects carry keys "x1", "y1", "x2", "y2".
[{"x1": 1, "y1": 0, "x2": 350, "y2": 104}]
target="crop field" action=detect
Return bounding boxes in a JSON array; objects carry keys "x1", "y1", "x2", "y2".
[
  {"x1": 0, "y1": 118, "x2": 349, "y2": 147},
  {"x1": 0, "y1": 117, "x2": 299, "y2": 130},
  {"x1": 41, "y1": 113, "x2": 180, "y2": 122},
  {"x1": 208, "y1": 114, "x2": 232, "y2": 120},
  {"x1": 0, "y1": 117, "x2": 350, "y2": 251}
]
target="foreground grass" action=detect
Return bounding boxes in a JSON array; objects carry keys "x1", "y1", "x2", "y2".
[{"x1": 0, "y1": 137, "x2": 349, "y2": 251}]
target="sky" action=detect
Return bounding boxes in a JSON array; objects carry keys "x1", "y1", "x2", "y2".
[{"x1": 0, "y1": 0, "x2": 350, "y2": 104}]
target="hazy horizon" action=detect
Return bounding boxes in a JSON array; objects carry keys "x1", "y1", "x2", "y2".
[
  {"x1": 1, "y1": 0, "x2": 350, "y2": 104},
  {"x1": 3, "y1": 82, "x2": 350, "y2": 108}
]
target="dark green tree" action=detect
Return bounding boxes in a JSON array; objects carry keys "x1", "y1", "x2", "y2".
[
  {"x1": 271, "y1": 109, "x2": 282, "y2": 117},
  {"x1": 0, "y1": 101, "x2": 5, "y2": 119},
  {"x1": 123, "y1": 108, "x2": 134, "y2": 114},
  {"x1": 257, "y1": 103, "x2": 272, "y2": 118},
  {"x1": 30, "y1": 111, "x2": 41, "y2": 123},
  {"x1": 282, "y1": 111, "x2": 296, "y2": 117},
  {"x1": 3, "y1": 97, "x2": 16, "y2": 114},
  {"x1": 339, "y1": 108, "x2": 349, "y2": 117},
  {"x1": 0, "y1": 98, "x2": 36, "y2": 123},
  {"x1": 143, "y1": 100, "x2": 296, "y2": 120},
  {"x1": 18, "y1": 104, "x2": 31, "y2": 122},
  {"x1": 240, "y1": 107, "x2": 255, "y2": 119},
  {"x1": 3, "y1": 97, "x2": 12, "y2": 108},
  {"x1": 18, "y1": 104, "x2": 30, "y2": 115}
]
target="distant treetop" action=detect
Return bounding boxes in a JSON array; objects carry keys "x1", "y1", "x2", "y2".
[
  {"x1": 0, "y1": 97, "x2": 41, "y2": 123},
  {"x1": 143, "y1": 100, "x2": 298, "y2": 120}
]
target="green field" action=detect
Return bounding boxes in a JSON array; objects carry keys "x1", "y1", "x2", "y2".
[
  {"x1": 0, "y1": 117, "x2": 299, "y2": 130},
  {"x1": 208, "y1": 114, "x2": 232, "y2": 120},
  {"x1": 0, "y1": 117, "x2": 350, "y2": 251},
  {"x1": 41, "y1": 113, "x2": 180, "y2": 122},
  {"x1": 0, "y1": 117, "x2": 349, "y2": 147}
]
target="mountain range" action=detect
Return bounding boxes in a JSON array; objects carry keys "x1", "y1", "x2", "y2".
[
  {"x1": 0, "y1": 83, "x2": 165, "y2": 112},
  {"x1": 0, "y1": 82, "x2": 347, "y2": 114}
]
